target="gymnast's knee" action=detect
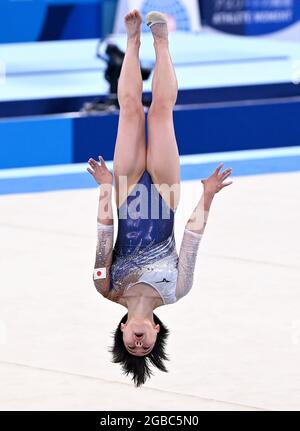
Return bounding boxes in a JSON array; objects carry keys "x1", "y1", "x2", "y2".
[
  {"x1": 119, "y1": 95, "x2": 144, "y2": 118},
  {"x1": 148, "y1": 99, "x2": 175, "y2": 117}
]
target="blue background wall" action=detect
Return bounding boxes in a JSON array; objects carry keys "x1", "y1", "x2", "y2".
[
  {"x1": 2, "y1": 0, "x2": 300, "y2": 42},
  {"x1": 1, "y1": 100, "x2": 300, "y2": 169},
  {"x1": 0, "y1": 118, "x2": 73, "y2": 168},
  {"x1": 199, "y1": 0, "x2": 300, "y2": 36},
  {"x1": 0, "y1": 0, "x2": 118, "y2": 43}
]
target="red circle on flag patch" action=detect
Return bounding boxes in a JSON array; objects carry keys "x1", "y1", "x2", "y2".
[{"x1": 97, "y1": 271, "x2": 102, "y2": 277}]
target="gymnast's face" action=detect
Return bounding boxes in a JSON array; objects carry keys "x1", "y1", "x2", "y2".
[{"x1": 121, "y1": 319, "x2": 160, "y2": 356}]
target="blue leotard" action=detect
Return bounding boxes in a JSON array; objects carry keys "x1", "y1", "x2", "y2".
[{"x1": 114, "y1": 171, "x2": 174, "y2": 255}]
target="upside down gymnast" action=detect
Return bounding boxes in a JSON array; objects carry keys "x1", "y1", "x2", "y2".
[{"x1": 87, "y1": 10, "x2": 233, "y2": 386}]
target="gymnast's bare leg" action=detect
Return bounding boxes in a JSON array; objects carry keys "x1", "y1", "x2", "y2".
[
  {"x1": 113, "y1": 9, "x2": 146, "y2": 207},
  {"x1": 147, "y1": 16, "x2": 180, "y2": 210}
]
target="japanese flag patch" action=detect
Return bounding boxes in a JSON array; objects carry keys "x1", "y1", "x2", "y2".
[{"x1": 93, "y1": 268, "x2": 106, "y2": 280}]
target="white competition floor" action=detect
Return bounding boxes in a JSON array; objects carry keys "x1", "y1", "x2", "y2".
[{"x1": 0, "y1": 152, "x2": 300, "y2": 411}]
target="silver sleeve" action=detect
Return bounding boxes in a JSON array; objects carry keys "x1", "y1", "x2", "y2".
[
  {"x1": 95, "y1": 223, "x2": 114, "y2": 268},
  {"x1": 176, "y1": 229, "x2": 203, "y2": 301},
  {"x1": 93, "y1": 223, "x2": 114, "y2": 295}
]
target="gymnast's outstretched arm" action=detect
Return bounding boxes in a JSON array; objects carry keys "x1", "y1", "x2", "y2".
[
  {"x1": 87, "y1": 156, "x2": 114, "y2": 298},
  {"x1": 176, "y1": 164, "x2": 233, "y2": 301}
]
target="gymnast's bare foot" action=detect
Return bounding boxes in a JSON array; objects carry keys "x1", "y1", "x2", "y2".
[{"x1": 125, "y1": 9, "x2": 142, "y2": 42}]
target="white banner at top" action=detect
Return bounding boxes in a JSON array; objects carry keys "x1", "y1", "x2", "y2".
[{"x1": 113, "y1": 0, "x2": 201, "y2": 34}]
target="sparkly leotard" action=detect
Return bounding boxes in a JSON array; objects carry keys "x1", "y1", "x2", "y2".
[{"x1": 95, "y1": 171, "x2": 202, "y2": 304}]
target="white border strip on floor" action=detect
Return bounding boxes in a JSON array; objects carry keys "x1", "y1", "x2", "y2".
[{"x1": 0, "y1": 146, "x2": 300, "y2": 179}]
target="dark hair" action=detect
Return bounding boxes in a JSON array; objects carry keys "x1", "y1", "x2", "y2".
[{"x1": 111, "y1": 313, "x2": 169, "y2": 387}]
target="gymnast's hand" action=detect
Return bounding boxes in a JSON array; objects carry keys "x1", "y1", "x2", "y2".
[
  {"x1": 87, "y1": 156, "x2": 113, "y2": 185},
  {"x1": 201, "y1": 163, "x2": 233, "y2": 195}
]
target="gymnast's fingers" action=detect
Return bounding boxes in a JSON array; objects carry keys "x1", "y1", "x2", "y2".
[
  {"x1": 221, "y1": 168, "x2": 233, "y2": 181},
  {"x1": 88, "y1": 158, "x2": 98, "y2": 169},
  {"x1": 98, "y1": 155, "x2": 107, "y2": 167},
  {"x1": 87, "y1": 167, "x2": 95, "y2": 176},
  {"x1": 221, "y1": 181, "x2": 233, "y2": 189},
  {"x1": 214, "y1": 163, "x2": 224, "y2": 175}
]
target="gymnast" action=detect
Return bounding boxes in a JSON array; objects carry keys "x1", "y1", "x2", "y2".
[{"x1": 87, "y1": 10, "x2": 233, "y2": 386}]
